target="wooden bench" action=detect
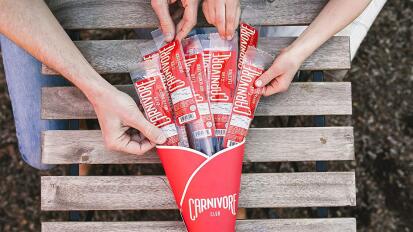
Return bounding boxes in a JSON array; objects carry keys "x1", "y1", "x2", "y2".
[{"x1": 40, "y1": 0, "x2": 356, "y2": 231}]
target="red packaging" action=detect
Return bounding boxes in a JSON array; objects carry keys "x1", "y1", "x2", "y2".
[
  {"x1": 223, "y1": 47, "x2": 274, "y2": 147},
  {"x1": 198, "y1": 34, "x2": 212, "y2": 82},
  {"x1": 129, "y1": 59, "x2": 179, "y2": 146},
  {"x1": 157, "y1": 141, "x2": 244, "y2": 232},
  {"x1": 208, "y1": 33, "x2": 238, "y2": 150},
  {"x1": 152, "y1": 33, "x2": 200, "y2": 126},
  {"x1": 238, "y1": 6, "x2": 261, "y2": 70},
  {"x1": 182, "y1": 35, "x2": 216, "y2": 156},
  {"x1": 182, "y1": 36, "x2": 215, "y2": 139}
]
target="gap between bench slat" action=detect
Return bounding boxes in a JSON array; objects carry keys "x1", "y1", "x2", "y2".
[
  {"x1": 42, "y1": 218, "x2": 356, "y2": 232},
  {"x1": 41, "y1": 172, "x2": 356, "y2": 211},
  {"x1": 42, "y1": 127, "x2": 354, "y2": 164},
  {"x1": 45, "y1": 0, "x2": 328, "y2": 29},
  {"x1": 42, "y1": 36, "x2": 350, "y2": 75},
  {"x1": 41, "y1": 82, "x2": 352, "y2": 119}
]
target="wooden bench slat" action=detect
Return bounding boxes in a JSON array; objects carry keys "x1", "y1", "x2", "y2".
[
  {"x1": 41, "y1": 37, "x2": 350, "y2": 75},
  {"x1": 42, "y1": 218, "x2": 356, "y2": 232},
  {"x1": 42, "y1": 127, "x2": 354, "y2": 164},
  {"x1": 46, "y1": 0, "x2": 328, "y2": 29},
  {"x1": 41, "y1": 82, "x2": 352, "y2": 119},
  {"x1": 41, "y1": 172, "x2": 356, "y2": 210}
]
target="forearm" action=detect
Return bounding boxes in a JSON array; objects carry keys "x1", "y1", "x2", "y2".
[
  {"x1": 287, "y1": 0, "x2": 371, "y2": 62},
  {"x1": 0, "y1": 0, "x2": 114, "y2": 101}
]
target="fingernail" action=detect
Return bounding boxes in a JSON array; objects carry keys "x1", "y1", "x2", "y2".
[
  {"x1": 165, "y1": 32, "x2": 173, "y2": 41},
  {"x1": 255, "y1": 80, "x2": 263, "y2": 87},
  {"x1": 226, "y1": 35, "x2": 233, "y2": 40},
  {"x1": 157, "y1": 133, "x2": 167, "y2": 144}
]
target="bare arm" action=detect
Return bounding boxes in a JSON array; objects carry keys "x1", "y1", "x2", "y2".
[
  {"x1": 255, "y1": 0, "x2": 372, "y2": 96},
  {"x1": 0, "y1": 0, "x2": 166, "y2": 154}
]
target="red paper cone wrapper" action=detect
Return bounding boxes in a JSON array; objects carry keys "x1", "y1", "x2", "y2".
[{"x1": 156, "y1": 141, "x2": 245, "y2": 232}]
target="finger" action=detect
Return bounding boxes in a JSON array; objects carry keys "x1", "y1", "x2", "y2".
[
  {"x1": 234, "y1": 6, "x2": 241, "y2": 32},
  {"x1": 202, "y1": 1, "x2": 212, "y2": 24},
  {"x1": 262, "y1": 75, "x2": 291, "y2": 96},
  {"x1": 224, "y1": 1, "x2": 239, "y2": 40},
  {"x1": 255, "y1": 62, "x2": 282, "y2": 87},
  {"x1": 151, "y1": 0, "x2": 175, "y2": 41},
  {"x1": 204, "y1": 1, "x2": 216, "y2": 25},
  {"x1": 126, "y1": 111, "x2": 167, "y2": 144},
  {"x1": 119, "y1": 135, "x2": 156, "y2": 155},
  {"x1": 215, "y1": 1, "x2": 226, "y2": 38},
  {"x1": 176, "y1": 0, "x2": 199, "y2": 40}
]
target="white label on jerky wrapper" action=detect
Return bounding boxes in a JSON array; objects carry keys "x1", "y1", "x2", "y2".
[
  {"x1": 193, "y1": 128, "x2": 212, "y2": 139},
  {"x1": 178, "y1": 112, "x2": 197, "y2": 124},
  {"x1": 160, "y1": 124, "x2": 179, "y2": 137},
  {"x1": 211, "y1": 102, "x2": 232, "y2": 115},
  {"x1": 226, "y1": 140, "x2": 240, "y2": 147},
  {"x1": 229, "y1": 114, "x2": 252, "y2": 129},
  {"x1": 170, "y1": 86, "x2": 193, "y2": 104},
  {"x1": 215, "y1": 129, "x2": 227, "y2": 137},
  {"x1": 197, "y1": 102, "x2": 211, "y2": 116}
]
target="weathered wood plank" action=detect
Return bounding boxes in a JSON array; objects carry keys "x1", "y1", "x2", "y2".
[
  {"x1": 46, "y1": 0, "x2": 328, "y2": 29},
  {"x1": 41, "y1": 172, "x2": 356, "y2": 210},
  {"x1": 42, "y1": 127, "x2": 354, "y2": 164},
  {"x1": 41, "y1": 37, "x2": 350, "y2": 75},
  {"x1": 42, "y1": 218, "x2": 356, "y2": 232},
  {"x1": 41, "y1": 82, "x2": 352, "y2": 119}
]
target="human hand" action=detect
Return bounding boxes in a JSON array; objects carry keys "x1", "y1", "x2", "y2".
[
  {"x1": 151, "y1": 0, "x2": 200, "y2": 41},
  {"x1": 202, "y1": 0, "x2": 240, "y2": 40},
  {"x1": 90, "y1": 87, "x2": 166, "y2": 155},
  {"x1": 255, "y1": 48, "x2": 303, "y2": 96}
]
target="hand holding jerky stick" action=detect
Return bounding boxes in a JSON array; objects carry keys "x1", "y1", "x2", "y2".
[
  {"x1": 151, "y1": 0, "x2": 200, "y2": 41},
  {"x1": 202, "y1": 0, "x2": 241, "y2": 40},
  {"x1": 224, "y1": 47, "x2": 274, "y2": 147}
]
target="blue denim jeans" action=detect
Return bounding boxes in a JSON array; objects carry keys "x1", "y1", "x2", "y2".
[{"x1": 0, "y1": 34, "x2": 75, "y2": 170}]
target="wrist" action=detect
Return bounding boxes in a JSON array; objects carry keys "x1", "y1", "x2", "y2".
[
  {"x1": 283, "y1": 43, "x2": 307, "y2": 65},
  {"x1": 75, "y1": 70, "x2": 117, "y2": 106}
]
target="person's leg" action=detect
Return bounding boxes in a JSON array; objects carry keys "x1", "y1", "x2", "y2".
[{"x1": 0, "y1": 34, "x2": 72, "y2": 170}]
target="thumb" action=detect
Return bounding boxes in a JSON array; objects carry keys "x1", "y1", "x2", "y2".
[
  {"x1": 255, "y1": 62, "x2": 282, "y2": 88},
  {"x1": 151, "y1": 0, "x2": 175, "y2": 41},
  {"x1": 127, "y1": 112, "x2": 167, "y2": 144}
]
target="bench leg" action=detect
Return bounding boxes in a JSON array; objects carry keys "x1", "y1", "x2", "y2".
[{"x1": 313, "y1": 71, "x2": 329, "y2": 218}]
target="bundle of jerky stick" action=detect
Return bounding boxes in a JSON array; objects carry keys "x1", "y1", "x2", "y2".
[{"x1": 129, "y1": 7, "x2": 273, "y2": 156}]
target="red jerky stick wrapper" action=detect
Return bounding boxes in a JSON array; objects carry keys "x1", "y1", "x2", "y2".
[
  {"x1": 182, "y1": 36, "x2": 215, "y2": 138},
  {"x1": 209, "y1": 33, "x2": 238, "y2": 150},
  {"x1": 138, "y1": 40, "x2": 190, "y2": 147},
  {"x1": 158, "y1": 40, "x2": 200, "y2": 126},
  {"x1": 198, "y1": 34, "x2": 212, "y2": 83},
  {"x1": 238, "y1": 6, "x2": 261, "y2": 70},
  {"x1": 130, "y1": 60, "x2": 179, "y2": 146},
  {"x1": 239, "y1": 23, "x2": 258, "y2": 70},
  {"x1": 182, "y1": 36, "x2": 216, "y2": 156},
  {"x1": 223, "y1": 47, "x2": 274, "y2": 148}
]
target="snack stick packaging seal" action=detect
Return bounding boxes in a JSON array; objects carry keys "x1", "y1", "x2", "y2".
[
  {"x1": 129, "y1": 59, "x2": 180, "y2": 146},
  {"x1": 208, "y1": 33, "x2": 239, "y2": 151},
  {"x1": 156, "y1": 140, "x2": 245, "y2": 232},
  {"x1": 224, "y1": 47, "x2": 274, "y2": 148},
  {"x1": 151, "y1": 29, "x2": 200, "y2": 126},
  {"x1": 238, "y1": 6, "x2": 263, "y2": 70},
  {"x1": 182, "y1": 35, "x2": 216, "y2": 156}
]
